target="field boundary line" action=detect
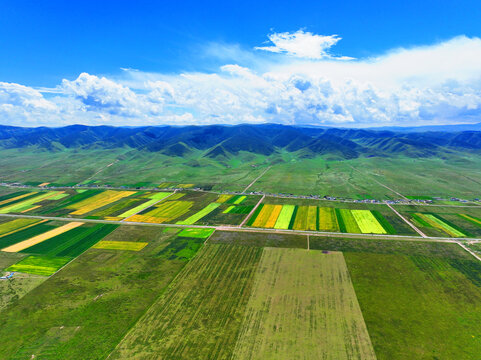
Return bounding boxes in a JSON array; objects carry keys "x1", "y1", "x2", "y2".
[
  {"x1": 348, "y1": 165, "x2": 409, "y2": 201},
  {"x1": 122, "y1": 190, "x2": 177, "y2": 222},
  {"x1": 240, "y1": 195, "x2": 265, "y2": 227},
  {"x1": 1, "y1": 213, "x2": 480, "y2": 243},
  {"x1": 75, "y1": 159, "x2": 119, "y2": 186},
  {"x1": 385, "y1": 202, "x2": 427, "y2": 238},
  {"x1": 456, "y1": 241, "x2": 481, "y2": 262},
  {"x1": 242, "y1": 166, "x2": 271, "y2": 193}
]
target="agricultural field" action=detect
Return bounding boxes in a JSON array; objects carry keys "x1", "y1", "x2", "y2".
[
  {"x1": 247, "y1": 201, "x2": 393, "y2": 234},
  {"x1": 92, "y1": 240, "x2": 148, "y2": 251},
  {"x1": 209, "y1": 231, "x2": 481, "y2": 359},
  {"x1": 6, "y1": 255, "x2": 72, "y2": 276},
  {"x1": 177, "y1": 227, "x2": 215, "y2": 239},
  {"x1": 109, "y1": 244, "x2": 263, "y2": 359},
  {"x1": 0, "y1": 225, "x2": 197, "y2": 360},
  {"x1": 393, "y1": 204, "x2": 481, "y2": 238},
  {"x1": 232, "y1": 248, "x2": 376, "y2": 360}
]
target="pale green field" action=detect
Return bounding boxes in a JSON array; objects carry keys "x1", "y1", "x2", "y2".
[{"x1": 233, "y1": 248, "x2": 376, "y2": 360}]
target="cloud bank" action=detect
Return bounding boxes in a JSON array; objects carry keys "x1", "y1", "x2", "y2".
[{"x1": 1, "y1": 31, "x2": 481, "y2": 127}]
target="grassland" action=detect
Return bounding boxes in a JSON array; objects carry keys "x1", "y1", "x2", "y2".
[
  {"x1": 0, "y1": 225, "x2": 196, "y2": 360},
  {"x1": 346, "y1": 253, "x2": 481, "y2": 359},
  {"x1": 233, "y1": 248, "x2": 376, "y2": 360},
  {"x1": 109, "y1": 244, "x2": 262, "y2": 359},
  {"x1": 0, "y1": 272, "x2": 46, "y2": 311}
]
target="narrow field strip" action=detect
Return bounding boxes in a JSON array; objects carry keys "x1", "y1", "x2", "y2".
[
  {"x1": 20, "y1": 224, "x2": 118, "y2": 257},
  {"x1": 109, "y1": 244, "x2": 263, "y2": 359},
  {"x1": 306, "y1": 205, "x2": 318, "y2": 231},
  {"x1": 0, "y1": 218, "x2": 43, "y2": 237},
  {"x1": 417, "y1": 213, "x2": 466, "y2": 237},
  {"x1": 252, "y1": 204, "x2": 275, "y2": 227},
  {"x1": 130, "y1": 200, "x2": 193, "y2": 223},
  {"x1": 223, "y1": 205, "x2": 235, "y2": 213},
  {"x1": 292, "y1": 205, "x2": 309, "y2": 230},
  {"x1": 1, "y1": 221, "x2": 84, "y2": 252},
  {"x1": 264, "y1": 204, "x2": 282, "y2": 228},
  {"x1": 274, "y1": 205, "x2": 295, "y2": 229},
  {"x1": 119, "y1": 198, "x2": 161, "y2": 218},
  {"x1": 318, "y1": 207, "x2": 339, "y2": 232},
  {"x1": 69, "y1": 190, "x2": 136, "y2": 215},
  {"x1": 176, "y1": 202, "x2": 221, "y2": 225},
  {"x1": 233, "y1": 248, "x2": 376, "y2": 360},
  {"x1": 93, "y1": 240, "x2": 148, "y2": 251},
  {"x1": 233, "y1": 195, "x2": 246, "y2": 204},
  {"x1": 0, "y1": 192, "x2": 38, "y2": 207},
  {"x1": 0, "y1": 191, "x2": 61, "y2": 214},
  {"x1": 177, "y1": 227, "x2": 215, "y2": 238},
  {"x1": 351, "y1": 210, "x2": 387, "y2": 234},
  {"x1": 459, "y1": 214, "x2": 481, "y2": 227},
  {"x1": 216, "y1": 194, "x2": 233, "y2": 203},
  {"x1": 337, "y1": 209, "x2": 362, "y2": 233}
]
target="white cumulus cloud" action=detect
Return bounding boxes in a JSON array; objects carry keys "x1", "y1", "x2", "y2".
[
  {"x1": 1, "y1": 32, "x2": 481, "y2": 127},
  {"x1": 255, "y1": 30, "x2": 351, "y2": 60}
]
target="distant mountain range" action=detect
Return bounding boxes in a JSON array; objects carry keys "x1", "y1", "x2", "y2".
[{"x1": 0, "y1": 123, "x2": 480, "y2": 160}]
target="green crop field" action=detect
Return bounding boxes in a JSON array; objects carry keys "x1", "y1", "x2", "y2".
[
  {"x1": 176, "y1": 202, "x2": 221, "y2": 224},
  {"x1": 18, "y1": 224, "x2": 118, "y2": 257},
  {"x1": 0, "y1": 218, "x2": 42, "y2": 237},
  {"x1": 109, "y1": 244, "x2": 263, "y2": 359},
  {"x1": 336, "y1": 209, "x2": 362, "y2": 233},
  {"x1": 6, "y1": 255, "x2": 72, "y2": 276},
  {"x1": 346, "y1": 253, "x2": 481, "y2": 359},
  {"x1": 232, "y1": 248, "x2": 376, "y2": 360},
  {"x1": 0, "y1": 221, "x2": 55, "y2": 250},
  {"x1": 318, "y1": 207, "x2": 339, "y2": 231},
  {"x1": 177, "y1": 227, "x2": 215, "y2": 238},
  {"x1": 292, "y1": 205, "x2": 308, "y2": 230},
  {"x1": 274, "y1": 204, "x2": 295, "y2": 229}
]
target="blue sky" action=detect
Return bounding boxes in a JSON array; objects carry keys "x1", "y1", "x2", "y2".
[{"x1": 1, "y1": 0, "x2": 481, "y2": 127}]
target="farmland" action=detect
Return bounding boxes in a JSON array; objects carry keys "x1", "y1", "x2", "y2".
[
  {"x1": 232, "y1": 248, "x2": 376, "y2": 360},
  {"x1": 0, "y1": 226, "x2": 196, "y2": 360},
  {"x1": 109, "y1": 244, "x2": 263, "y2": 359},
  {"x1": 0, "y1": 182, "x2": 479, "y2": 359}
]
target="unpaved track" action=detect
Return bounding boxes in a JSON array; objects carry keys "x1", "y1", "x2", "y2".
[
  {"x1": 239, "y1": 194, "x2": 265, "y2": 227},
  {"x1": 348, "y1": 165, "x2": 409, "y2": 201},
  {"x1": 385, "y1": 202, "x2": 427, "y2": 238},
  {"x1": 243, "y1": 166, "x2": 271, "y2": 193},
  {"x1": 3, "y1": 212, "x2": 479, "y2": 243}
]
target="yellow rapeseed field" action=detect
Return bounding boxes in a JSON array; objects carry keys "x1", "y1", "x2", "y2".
[{"x1": 69, "y1": 190, "x2": 135, "y2": 215}]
